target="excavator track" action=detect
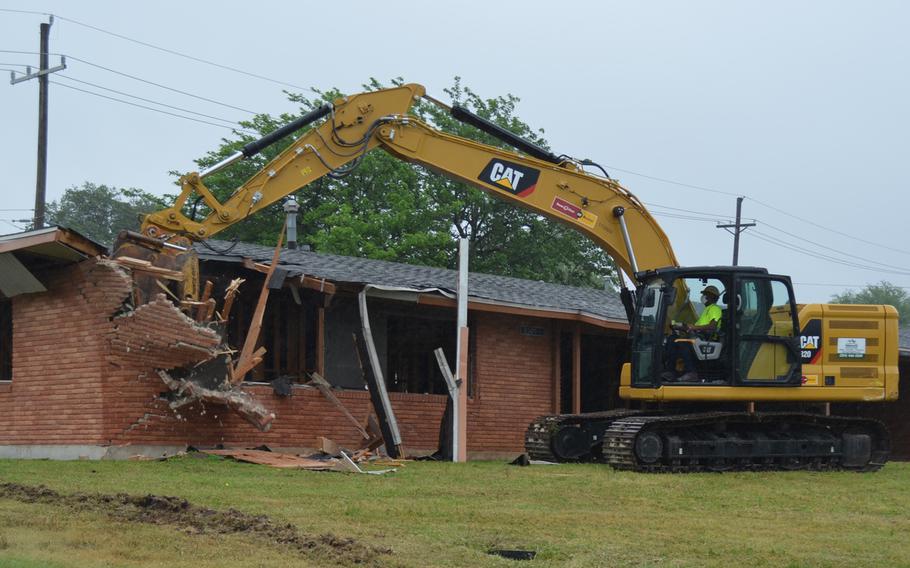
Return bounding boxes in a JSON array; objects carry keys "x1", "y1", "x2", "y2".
[
  {"x1": 524, "y1": 409, "x2": 647, "y2": 462},
  {"x1": 603, "y1": 412, "x2": 889, "y2": 473}
]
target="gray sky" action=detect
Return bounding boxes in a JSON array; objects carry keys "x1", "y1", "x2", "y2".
[{"x1": 2, "y1": 1, "x2": 908, "y2": 302}]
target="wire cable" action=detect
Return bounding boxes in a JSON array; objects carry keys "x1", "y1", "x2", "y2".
[
  {"x1": 759, "y1": 219, "x2": 910, "y2": 273},
  {"x1": 55, "y1": 73, "x2": 244, "y2": 126},
  {"x1": 0, "y1": 50, "x2": 257, "y2": 115},
  {"x1": 603, "y1": 164, "x2": 742, "y2": 198},
  {"x1": 49, "y1": 80, "x2": 257, "y2": 133},
  {"x1": 0, "y1": 9, "x2": 309, "y2": 90},
  {"x1": 52, "y1": 13, "x2": 309, "y2": 91},
  {"x1": 745, "y1": 230, "x2": 910, "y2": 276},
  {"x1": 794, "y1": 282, "x2": 910, "y2": 290},
  {"x1": 746, "y1": 196, "x2": 910, "y2": 257}
]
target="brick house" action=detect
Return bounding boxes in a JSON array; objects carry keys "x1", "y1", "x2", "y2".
[{"x1": 0, "y1": 228, "x2": 629, "y2": 459}]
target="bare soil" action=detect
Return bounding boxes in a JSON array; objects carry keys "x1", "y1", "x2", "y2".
[{"x1": 0, "y1": 482, "x2": 390, "y2": 565}]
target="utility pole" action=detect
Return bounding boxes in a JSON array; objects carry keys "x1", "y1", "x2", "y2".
[
  {"x1": 716, "y1": 197, "x2": 756, "y2": 266},
  {"x1": 10, "y1": 16, "x2": 66, "y2": 230}
]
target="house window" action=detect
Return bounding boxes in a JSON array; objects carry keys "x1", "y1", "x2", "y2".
[
  {"x1": 226, "y1": 286, "x2": 318, "y2": 383},
  {"x1": 385, "y1": 315, "x2": 456, "y2": 395},
  {"x1": 0, "y1": 298, "x2": 11, "y2": 381}
]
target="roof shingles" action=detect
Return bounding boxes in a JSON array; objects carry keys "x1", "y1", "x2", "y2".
[{"x1": 197, "y1": 240, "x2": 628, "y2": 323}]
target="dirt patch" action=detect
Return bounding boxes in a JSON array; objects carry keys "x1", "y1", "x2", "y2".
[{"x1": 0, "y1": 482, "x2": 389, "y2": 565}]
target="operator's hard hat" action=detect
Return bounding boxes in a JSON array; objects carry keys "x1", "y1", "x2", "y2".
[{"x1": 702, "y1": 285, "x2": 720, "y2": 298}]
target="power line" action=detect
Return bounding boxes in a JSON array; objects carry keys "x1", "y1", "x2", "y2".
[
  {"x1": 0, "y1": 8, "x2": 49, "y2": 16},
  {"x1": 55, "y1": 74, "x2": 245, "y2": 127},
  {"x1": 0, "y1": 50, "x2": 258, "y2": 115},
  {"x1": 646, "y1": 201, "x2": 753, "y2": 221},
  {"x1": 51, "y1": 14, "x2": 310, "y2": 92},
  {"x1": 760, "y1": 219, "x2": 910, "y2": 274},
  {"x1": 49, "y1": 80, "x2": 256, "y2": 133},
  {"x1": 606, "y1": 162, "x2": 910, "y2": 257},
  {"x1": 747, "y1": 196, "x2": 910, "y2": 257},
  {"x1": 0, "y1": 9, "x2": 310, "y2": 90},
  {"x1": 795, "y1": 282, "x2": 910, "y2": 290},
  {"x1": 649, "y1": 200, "x2": 907, "y2": 274},
  {"x1": 65, "y1": 54, "x2": 258, "y2": 115},
  {"x1": 605, "y1": 164, "x2": 741, "y2": 198},
  {"x1": 746, "y1": 230, "x2": 910, "y2": 276}
]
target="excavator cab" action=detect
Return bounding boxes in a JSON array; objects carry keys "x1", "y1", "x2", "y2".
[{"x1": 630, "y1": 266, "x2": 802, "y2": 389}]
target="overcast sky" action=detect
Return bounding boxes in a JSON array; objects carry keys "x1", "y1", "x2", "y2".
[{"x1": 1, "y1": 1, "x2": 908, "y2": 302}]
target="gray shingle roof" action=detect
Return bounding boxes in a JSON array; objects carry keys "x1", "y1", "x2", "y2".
[{"x1": 197, "y1": 240, "x2": 628, "y2": 323}]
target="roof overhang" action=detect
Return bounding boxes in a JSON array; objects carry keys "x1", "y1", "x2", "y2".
[{"x1": 0, "y1": 227, "x2": 106, "y2": 298}]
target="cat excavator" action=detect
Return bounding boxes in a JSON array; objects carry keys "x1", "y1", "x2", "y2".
[{"x1": 112, "y1": 82, "x2": 899, "y2": 472}]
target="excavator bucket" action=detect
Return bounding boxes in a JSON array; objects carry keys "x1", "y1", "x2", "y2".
[{"x1": 111, "y1": 230, "x2": 200, "y2": 303}]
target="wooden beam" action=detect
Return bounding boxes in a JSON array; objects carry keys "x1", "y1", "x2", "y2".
[
  {"x1": 572, "y1": 323, "x2": 581, "y2": 414},
  {"x1": 309, "y1": 372, "x2": 370, "y2": 440},
  {"x1": 114, "y1": 256, "x2": 183, "y2": 280},
  {"x1": 553, "y1": 321, "x2": 561, "y2": 414},
  {"x1": 316, "y1": 307, "x2": 325, "y2": 376},
  {"x1": 300, "y1": 275, "x2": 336, "y2": 295},
  {"x1": 196, "y1": 280, "x2": 213, "y2": 321},
  {"x1": 231, "y1": 224, "x2": 285, "y2": 384}
]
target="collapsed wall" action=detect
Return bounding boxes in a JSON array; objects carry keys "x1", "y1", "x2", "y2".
[{"x1": 0, "y1": 257, "x2": 275, "y2": 456}]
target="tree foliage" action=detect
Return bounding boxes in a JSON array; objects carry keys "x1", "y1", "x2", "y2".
[
  {"x1": 832, "y1": 281, "x2": 910, "y2": 325},
  {"x1": 187, "y1": 78, "x2": 617, "y2": 288},
  {"x1": 45, "y1": 182, "x2": 168, "y2": 246}
]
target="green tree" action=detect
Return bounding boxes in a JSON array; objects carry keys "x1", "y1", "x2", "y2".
[
  {"x1": 45, "y1": 182, "x2": 168, "y2": 246},
  {"x1": 832, "y1": 281, "x2": 910, "y2": 325},
  {"x1": 189, "y1": 78, "x2": 617, "y2": 288}
]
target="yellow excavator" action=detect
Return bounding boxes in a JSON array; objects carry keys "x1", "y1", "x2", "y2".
[{"x1": 112, "y1": 83, "x2": 899, "y2": 472}]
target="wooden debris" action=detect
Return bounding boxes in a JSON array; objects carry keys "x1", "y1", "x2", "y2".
[
  {"x1": 155, "y1": 279, "x2": 181, "y2": 302},
  {"x1": 220, "y1": 277, "x2": 245, "y2": 322},
  {"x1": 309, "y1": 372, "x2": 370, "y2": 440},
  {"x1": 231, "y1": 346, "x2": 266, "y2": 382},
  {"x1": 202, "y1": 449, "x2": 332, "y2": 470},
  {"x1": 196, "y1": 280, "x2": 214, "y2": 321},
  {"x1": 159, "y1": 369, "x2": 275, "y2": 432},
  {"x1": 317, "y1": 436, "x2": 341, "y2": 457},
  {"x1": 231, "y1": 223, "x2": 285, "y2": 384},
  {"x1": 114, "y1": 256, "x2": 183, "y2": 280}
]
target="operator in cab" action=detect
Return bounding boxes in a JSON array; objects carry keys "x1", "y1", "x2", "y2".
[{"x1": 662, "y1": 285, "x2": 723, "y2": 382}]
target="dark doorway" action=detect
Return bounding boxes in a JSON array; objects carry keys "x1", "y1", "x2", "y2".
[{"x1": 558, "y1": 327, "x2": 627, "y2": 414}]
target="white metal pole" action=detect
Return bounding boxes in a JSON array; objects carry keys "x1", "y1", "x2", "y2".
[{"x1": 454, "y1": 238, "x2": 469, "y2": 462}]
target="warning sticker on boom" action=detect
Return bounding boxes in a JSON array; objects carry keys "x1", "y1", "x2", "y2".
[{"x1": 550, "y1": 197, "x2": 598, "y2": 229}]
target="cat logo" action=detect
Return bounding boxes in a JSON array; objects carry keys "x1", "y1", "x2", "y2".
[
  {"x1": 478, "y1": 159, "x2": 540, "y2": 197},
  {"x1": 798, "y1": 319, "x2": 823, "y2": 364},
  {"x1": 800, "y1": 335, "x2": 819, "y2": 350}
]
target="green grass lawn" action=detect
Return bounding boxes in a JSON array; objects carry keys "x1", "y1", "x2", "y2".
[{"x1": 0, "y1": 456, "x2": 907, "y2": 567}]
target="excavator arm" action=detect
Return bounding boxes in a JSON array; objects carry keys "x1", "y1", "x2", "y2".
[{"x1": 115, "y1": 82, "x2": 678, "y2": 300}]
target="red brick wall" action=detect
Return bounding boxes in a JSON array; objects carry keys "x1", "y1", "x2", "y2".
[
  {"x1": 0, "y1": 261, "x2": 129, "y2": 445},
  {"x1": 467, "y1": 312, "x2": 554, "y2": 453},
  {"x1": 0, "y1": 259, "x2": 557, "y2": 457}
]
